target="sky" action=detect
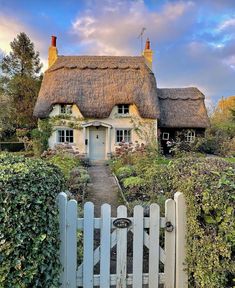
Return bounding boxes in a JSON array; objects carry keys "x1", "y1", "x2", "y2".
[{"x1": 0, "y1": 0, "x2": 235, "y2": 106}]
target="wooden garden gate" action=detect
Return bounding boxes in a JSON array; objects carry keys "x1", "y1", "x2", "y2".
[{"x1": 58, "y1": 192, "x2": 187, "y2": 288}]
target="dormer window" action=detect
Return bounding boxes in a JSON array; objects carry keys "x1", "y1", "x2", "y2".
[
  {"x1": 60, "y1": 104, "x2": 72, "y2": 115},
  {"x1": 117, "y1": 104, "x2": 129, "y2": 115}
]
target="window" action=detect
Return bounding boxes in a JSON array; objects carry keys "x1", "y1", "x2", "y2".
[
  {"x1": 58, "y1": 129, "x2": 74, "y2": 143},
  {"x1": 116, "y1": 129, "x2": 131, "y2": 143},
  {"x1": 162, "y1": 132, "x2": 169, "y2": 140},
  {"x1": 117, "y1": 104, "x2": 129, "y2": 115},
  {"x1": 60, "y1": 104, "x2": 72, "y2": 115},
  {"x1": 185, "y1": 130, "x2": 195, "y2": 143}
]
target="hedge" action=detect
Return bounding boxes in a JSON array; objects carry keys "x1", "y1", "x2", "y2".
[
  {"x1": 149, "y1": 157, "x2": 235, "y2": 287},
  {"x1": 0, "y1": 153, "x2": 65, "y2": 287},
  {"x1": 0, "y1": 142, "x2": 25, "y2": 152},
  {"x1": 112, "y1": 156, "x2": 235, "y2": 287}
]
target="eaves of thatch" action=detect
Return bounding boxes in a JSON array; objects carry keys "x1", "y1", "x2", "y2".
[
  {"x1": 33, "y1": 55, "x2": 160, "y2": 119},
  {"x1": 158, "y1": 87, "x2": 210, "y2": 128}
]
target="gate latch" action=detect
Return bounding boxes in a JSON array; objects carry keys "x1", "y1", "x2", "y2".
[{"x1": 165, "y1": 221, "x2": 174, "y2": 232}]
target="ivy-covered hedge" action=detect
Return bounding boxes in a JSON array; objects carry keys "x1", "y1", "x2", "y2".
[
  {"x1": 112, "y1": 156, "x2": 235, "y2": 287},
  {"x1": 0, "y1": 154, "x2": 65, "y2": 287},
  {"x1": 148, "y1": 157, "x2": 235, "y2": 287}
]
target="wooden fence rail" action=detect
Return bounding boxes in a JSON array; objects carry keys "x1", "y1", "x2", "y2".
[{"x1": 58, "y1": 192, "x2": 188, "y2": 288}]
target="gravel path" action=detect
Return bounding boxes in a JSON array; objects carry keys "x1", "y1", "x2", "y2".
[{"x1": 86, "y1": 164, "x2": 119, "y2": 217}]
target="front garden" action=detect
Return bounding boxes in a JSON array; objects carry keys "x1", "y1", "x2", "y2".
[{"x1": 110, "y1": 143, "x2": 235, "y2": 288}]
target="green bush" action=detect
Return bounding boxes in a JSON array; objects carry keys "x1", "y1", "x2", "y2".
[
  {"x1": 0, "y1": 153, "x2": 65, "y2": 287},
  {"x1": 48, "y1": 154, "x2": 80, "y2": 179},
  {"x1": 118, "y1": 155, "x2": 235, "y2": 287},
  {"x1": 116, "y1": 166, "x2": 134, "y2": 179},
  {"x1": 151, "y1": 157, "x2": 235, "y2": 287}
]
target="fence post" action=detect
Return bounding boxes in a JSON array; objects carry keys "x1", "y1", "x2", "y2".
[
  {"x1": 66, "y1": 199, "x2": 78, "y2": 288},
  {"x1": 58, "y1": 192, "x2": 68, "y2": 287},
  {"x1": 174, "y1": 192, "x2": 188, "y2": 288},
  {"x1": 165, "y1": 199, "x2": 176, "y2": 288}
]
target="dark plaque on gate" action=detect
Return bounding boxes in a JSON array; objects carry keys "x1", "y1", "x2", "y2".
[{"x1": 113, "y1": 218, "x2": 132, "y2": 228}]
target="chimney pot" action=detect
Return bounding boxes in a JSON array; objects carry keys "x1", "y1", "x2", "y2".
[
  {"x1": 51, "y1": 36, "x2": 57, "y2": 47},
  {"x1": 145, "y1": 38, "x2": 150, "y2": 50}
]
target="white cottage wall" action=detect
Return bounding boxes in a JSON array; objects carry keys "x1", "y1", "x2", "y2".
[{"x1": 48, "y1": 104, "x2": 158, "y2": 159}]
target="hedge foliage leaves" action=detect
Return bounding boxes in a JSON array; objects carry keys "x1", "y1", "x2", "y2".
[
  {"x1": 112, "y1": 155, "x2": 235, "y2": 287},
  {"x1": 148, "y1": 157, "x2": 235, "y2": 287},
  {"x1": 0, "y1": 153, "x2": 65, "y2": 287}
]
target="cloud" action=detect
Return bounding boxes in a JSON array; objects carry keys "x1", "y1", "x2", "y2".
[
  {"x1": 71, "y1": 0, "x2": 196, "y2": 55},
  {"x1": 218, "y1": 18, "x2": 235, "y2": 31},
  {"x1": 0, "y1": 13, "x2": 48, "y2": 70}
]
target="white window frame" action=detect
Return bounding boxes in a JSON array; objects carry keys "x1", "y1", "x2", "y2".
[
  {"x1": 116, "y1": 129, "x2": 131, "y2": 143},
  {"x1": 60, "y1": 104, "x2": 72, "y2": 115},
  {"x1": 117, "y1": 104, "x2": 129, "y2": 115},
  {"x1": 162, "y1": 132, "x2": 170, "y2": 140},
  {"x1": 57, "y1": 129, "x2": 74, "y2": 143},
  {"x1": 185, "y1": 130, "x2": 195, "y2": 143}
]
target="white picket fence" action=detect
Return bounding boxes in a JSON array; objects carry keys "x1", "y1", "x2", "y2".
[{"x1": 58, "y1": 192, "x2": 188, "y2": 288}]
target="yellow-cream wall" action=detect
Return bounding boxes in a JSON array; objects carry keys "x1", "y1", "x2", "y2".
[{"x1": 48, "y1": 104, "x2": 157, "y2": 158}]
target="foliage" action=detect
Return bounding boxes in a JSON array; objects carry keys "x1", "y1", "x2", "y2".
[
  {"x1": 204, "y1": 96, "x2": 235, "y2": 157},
  {"x1": 130, "y1": 117, "x2": 158, "y2": 150},
  {"x1": 31, "y1": 119, "x2": 52, "y2": 156},
  {"x1": 0, "y1": 153, "x2": 65, "y2": 287},
  {"x1": 163, "y1": 158, "x2": 235, "y2": 288},
  {"x1": 67, "y1": 167, "x2": 90, "y2": 202},
  {"x1": 123, "y1": 176, "x2": 145, "y2": 189},
  {"x1": 113, "y1": 152, "x2": 235, "y2": 287},
  {"x1": 0, "y1": 83, "x2": 14, "y2": 139},
  {"x1": 0, "y1": 32, "x2": 42, "y2": 131},
  {"x1": 48, "y1": 153, "x2": 81, "y2": 180},
  {"x1": 115, "y1": 166, "x2": 134, "y2": 179}
]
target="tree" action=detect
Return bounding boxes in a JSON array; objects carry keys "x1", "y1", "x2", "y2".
[{"x1": 1, "y1": 32, "x2": 42, "y2": 130}]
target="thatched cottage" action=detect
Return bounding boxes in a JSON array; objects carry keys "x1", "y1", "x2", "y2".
[{"x1": 33, "y1": 36, "x2": 209, "y2": 159}]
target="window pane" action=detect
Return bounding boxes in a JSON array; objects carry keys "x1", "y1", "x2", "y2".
[
  {"x1": 118, "y1": 104, "x2": 129, "y2": 114},
  {"x1": 60, "y1": 105, "x2": 66, "y2": 114},
  {"x1": 116, "y1": 129, "x2": 131, "y2": 143},
  {"x1": 58, "y1": 130, "x2": 65, "y2": 142}
]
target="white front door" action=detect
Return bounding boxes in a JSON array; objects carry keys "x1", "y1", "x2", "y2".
[{"x1": 89, "y1": 127, "x2": 106, "y2": 160}]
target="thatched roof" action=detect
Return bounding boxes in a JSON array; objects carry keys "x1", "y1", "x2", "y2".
[
  {"x1": 33, "y1": 56, "x2": 160, "y2": 119},
  {"x1": 158, "y1": 87, "x2": 210, "y2": 128}
]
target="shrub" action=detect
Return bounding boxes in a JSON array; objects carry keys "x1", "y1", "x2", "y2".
[
  {"x1": 152, "y1": 158, "x2": 235, "y2": 287},
  {"x1": 67, "y1": 167, "x2": 90, "y2": 202},
  {"x1": 123, "y1": 176, "x2": 145, "y2": 189},
  {"x1": 48, "y1": 153, "x2": 80, "y2": 179},
  {"x1": 0, "y1": 153, "x2": 65, "y2": 287},
  {"x1": 116, "y1": 166, "x2": 134, "y2": 179}
]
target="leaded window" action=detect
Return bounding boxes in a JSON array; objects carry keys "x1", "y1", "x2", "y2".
[
  {"x1": 58, "y1": 129, "x2": 74, "y2": 143},
  {"x1": 117, "y1": 104, "x2": 129, "y2": 115},
  {"x1": 60, "y1": 104, "x2": 72, "y2": 115},
  {"x1": 116, "y1": 129, "x2": 131, "y2": 143}
]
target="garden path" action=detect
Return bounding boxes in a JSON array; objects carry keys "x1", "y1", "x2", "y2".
[{"x1": 86, "y1": 164, "x2": 119, "y2": 217}]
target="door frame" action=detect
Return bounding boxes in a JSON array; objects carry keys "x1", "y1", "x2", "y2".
[{"x1": 82, "y1": 121, "x2": 112, "y2": 160}]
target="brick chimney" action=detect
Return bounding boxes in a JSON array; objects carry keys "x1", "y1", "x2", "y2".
[
  {"x1": 142, "y1": 38, "x2": 153, "y2": 70},
  {"x1": 48, "y1": 36, "x2": 58, "y2": 68}
]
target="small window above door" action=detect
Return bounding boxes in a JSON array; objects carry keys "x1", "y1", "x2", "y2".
[
  {"x1": 60, "y1": 104, "x2": 72, "y2": 115},
  {"x1": 117, "y1": 104, "x2": 129, "y2": 115}
]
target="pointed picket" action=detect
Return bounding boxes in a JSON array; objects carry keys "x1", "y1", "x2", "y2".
[
  {"x1": 116, "y1": 205, "x2": 127, "y2": 288},
  {"x1": 149, "y1": 203, "x2": 160, "y2": 288},
  {"x1": 165, "y1": 199, "x2": 176, "y2": 288},
  {"x1": 100, "y1": 204, "x2": 111, "y2": 288},
  {"x1": 58, "y1": 192, "x2": 68, "y2": 287},
  {"x1": 133, "y1": 205, "x2": 144, "y2": 288},
  {"x1": 83, "y1": 202, "x2": 94, "y2": 288},
  {"x1": 66, "y1": 199, "x2": 78, "y2": 288}
]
